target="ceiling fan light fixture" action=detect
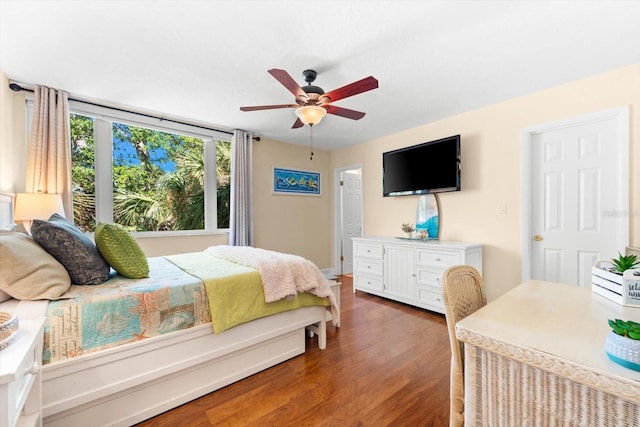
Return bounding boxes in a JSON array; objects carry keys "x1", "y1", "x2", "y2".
[{"x1": 295, "y1": 105, "x2": 327, "y2": 126}]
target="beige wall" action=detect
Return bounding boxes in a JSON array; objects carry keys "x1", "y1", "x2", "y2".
[
  {"x1": 252, "y1": 137, "x2": 331, "y2": 267},
  {"x1": 0, "y1": 71, "x2": 27, "y2": 193},
  {"x1": 331, "y1": 64, "x2": 640, "y2": 301}
]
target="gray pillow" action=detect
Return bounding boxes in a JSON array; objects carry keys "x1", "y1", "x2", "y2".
[{"x1": 31, "y1": 214, "x2": 110, "y2": 285}]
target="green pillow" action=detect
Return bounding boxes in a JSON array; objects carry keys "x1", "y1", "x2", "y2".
[{"x1": 95, "y1": 223, "x2": 149, "y2": 279}]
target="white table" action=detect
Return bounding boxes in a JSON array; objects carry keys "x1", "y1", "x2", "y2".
[{"x1": 456, "y1": 280, "x2": 640, "y2": 426}]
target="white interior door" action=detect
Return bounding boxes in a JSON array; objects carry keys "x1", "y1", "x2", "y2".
[
  {"x1": 523, "y1": 107, "x2": 629, "y2": 287},
  {"x1": 340, "y1": 170, "x2": 363, "y2": 275}
]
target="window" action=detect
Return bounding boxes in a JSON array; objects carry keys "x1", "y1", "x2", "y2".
[{"x1": 65, "y1": 102, "x2": 231, "y2": 234}]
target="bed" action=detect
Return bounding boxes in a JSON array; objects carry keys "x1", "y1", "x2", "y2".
[{"x1": 0, "y1": 193, "x2": 337, "y2": 427}]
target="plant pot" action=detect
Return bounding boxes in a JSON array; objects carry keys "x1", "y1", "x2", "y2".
[
  {"x1": 592, "y1": 264, "x2": 640, "y2": 307},
  {"x1": 605, "y1": 330, "x2": 640, "y2": 371}
]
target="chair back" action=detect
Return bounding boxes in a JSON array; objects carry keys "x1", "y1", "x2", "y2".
[{"x1": 441, "y1": 265, "x2": 487, "y2": 427}]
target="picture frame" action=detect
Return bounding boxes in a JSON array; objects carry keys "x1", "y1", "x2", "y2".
[{"x1": 272, "y1": 166, "x2": 321, "y2": 196}]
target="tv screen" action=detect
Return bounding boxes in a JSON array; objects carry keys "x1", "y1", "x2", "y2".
[{"x1": 383, "y1": 135, "x2": 460, "y2": 197}]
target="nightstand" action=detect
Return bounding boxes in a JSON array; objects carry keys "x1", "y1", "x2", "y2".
[{"x1": 0, "y1": 317, "x2": 45, "y2": 427}]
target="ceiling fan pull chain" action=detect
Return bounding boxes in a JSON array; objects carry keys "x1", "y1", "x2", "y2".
[{"x1": 309, "y1": 124, "x2": 314, "y2": 160}]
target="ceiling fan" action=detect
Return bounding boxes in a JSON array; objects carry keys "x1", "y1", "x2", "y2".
[{"x1": 240, "y1": 69, "x2": 379, "y2": 129}]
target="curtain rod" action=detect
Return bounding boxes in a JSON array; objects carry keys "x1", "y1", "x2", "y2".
[{"x1": 8, "y1": 82, "x2": 260, "y2": 141}]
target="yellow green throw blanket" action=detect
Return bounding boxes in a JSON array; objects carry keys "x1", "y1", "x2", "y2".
[{"x1": 165, "y1": 252, "x2": 329, "y2": 333}]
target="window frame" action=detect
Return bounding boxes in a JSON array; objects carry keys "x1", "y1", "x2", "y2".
[{"x1": 26, "y1": 96, "x2": 231, "y2": 236}]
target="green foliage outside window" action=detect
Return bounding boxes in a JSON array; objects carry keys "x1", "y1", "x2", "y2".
[{"x1": 70, "y1": 113, "x2": 231, "y2": 232}]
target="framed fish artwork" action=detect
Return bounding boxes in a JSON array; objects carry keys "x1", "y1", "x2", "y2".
[{"x1": 272, "y1": 167, "x2": 321, "y2": 196}]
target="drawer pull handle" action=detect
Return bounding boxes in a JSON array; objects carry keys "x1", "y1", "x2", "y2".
[
  {"x1": 435, "y1": 257, "x2": 441, "y2": 261},
  {"x1": 26, "y1": 361, "x2": 39, "y2": 376},
  {"x1": 367, "y1": 266, "x2": 371, "y2": 269}
]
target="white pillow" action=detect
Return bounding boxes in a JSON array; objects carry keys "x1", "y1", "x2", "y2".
[{"x1": 0, "y1": 231, "x2": 71, "y2": 300}]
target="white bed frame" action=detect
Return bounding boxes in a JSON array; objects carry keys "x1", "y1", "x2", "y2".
[
  {"x1": 42, "y1": 307, "x2": 327, "y2": 427},
  {"x1": 0, "y1": 193, "x2": 329, "y2": 426}
]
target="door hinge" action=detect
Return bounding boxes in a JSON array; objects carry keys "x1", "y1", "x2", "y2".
[{"x1": 340, "y1": 180, "x2": 344, "y2": 186}]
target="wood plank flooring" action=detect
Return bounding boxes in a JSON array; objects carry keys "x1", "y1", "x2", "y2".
[{"x1": 136, "y1": 276, "x2": 451, "y2": 426}]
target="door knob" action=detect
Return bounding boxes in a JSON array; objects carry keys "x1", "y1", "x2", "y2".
[{"x1": 533, "y1": 235, "x2": 543, "y2": 242}]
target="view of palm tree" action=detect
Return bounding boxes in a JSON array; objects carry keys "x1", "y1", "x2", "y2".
[{"x1": 70, "y1": 114, "x2": 231, "y2": 232}]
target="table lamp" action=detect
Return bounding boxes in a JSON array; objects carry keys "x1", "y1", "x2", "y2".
[{"x1": 14, "y1": 192, "x2": 65, "y2": 231}]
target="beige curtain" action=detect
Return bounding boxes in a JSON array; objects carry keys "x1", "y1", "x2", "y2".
[
  {"x1": 229, "y1": 129, "x2": 254, "y2": 246},
  {"x1": 25, "y1": 85, "x2": 72, "y2": 218}
]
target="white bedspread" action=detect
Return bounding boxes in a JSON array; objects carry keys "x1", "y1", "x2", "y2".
[{"x1": 205, "y1": 245, "x2": 338, "y2": 323}]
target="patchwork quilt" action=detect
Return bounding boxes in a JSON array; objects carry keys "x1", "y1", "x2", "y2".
[{"x1": 43, "y1": 257, "x2": 209, "y2": 364}]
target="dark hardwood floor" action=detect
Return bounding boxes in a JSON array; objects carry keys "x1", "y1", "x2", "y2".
[{"x1": 136, "y1": 275, "x2": 451, "y2": 427}]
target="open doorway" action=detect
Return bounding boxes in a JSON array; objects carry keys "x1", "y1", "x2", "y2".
[{"x1": 334, "y1": 164, "x2": 363, "y2": 275}]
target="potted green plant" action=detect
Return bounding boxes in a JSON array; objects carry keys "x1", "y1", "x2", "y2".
[
  {"x1": 592, "y1": 253, "x2": 640, "y2": 306},
  {"x1": 605, "y1": 319, "x2": 640, "y2": 371},
  {"x1": 611, "y1": 252, "x2": 640, "y2": 274}
]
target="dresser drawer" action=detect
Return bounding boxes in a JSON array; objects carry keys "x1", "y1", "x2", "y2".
[
  {"x1": 416, "y1": 267, "x2": 443, "y2": 288},
  {"x1": 1, "y1": 318, "x2": 44, "y2": 427},
  {"x1": 353, "y1": 242, "x2": 384, "y2": 259},
  {"x1": 416, "y1": 286, "x2": 445, "y2": 311},
  {"x1": 416, "y1": 249, "x2": 461, "y2": 267},
  {"x1": 354, "y1": 258, "x2": 383, "y2": 276},
  {"x1": 354, "y1": 274, "x2": 384, "y2": 292},
  {"x1": 13, "y1": 341, "x2": 39, "y2": 419}
]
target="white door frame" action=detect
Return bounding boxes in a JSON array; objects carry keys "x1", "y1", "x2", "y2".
[
  {"x1": 333, "y1": 163, "x2": 364, "y2": 276},
  {"x1": 520, "y1": 106, "x2": 629, "y2": 282}
]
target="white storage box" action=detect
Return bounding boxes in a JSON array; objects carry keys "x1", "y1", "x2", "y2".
[{"x1": 592, "y1": 261, "x2": 640, "y2": 307}]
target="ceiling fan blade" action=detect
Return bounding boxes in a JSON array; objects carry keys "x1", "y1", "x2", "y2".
[
  {"x1": 292, "y1": 118, "x2": 304, "y2": 129},
  {"x1": 240, "y1": 104, "x2": 297, "y2": 111},
  {"x1": 268, "y1": 69, "x2": 306, "y2": 97},
  {"x1": 322, "y1": 76, "x2": 378, "y2": 103},
  {"x1": 325, "y1": 105, "x2": 366, "y2": 120}
]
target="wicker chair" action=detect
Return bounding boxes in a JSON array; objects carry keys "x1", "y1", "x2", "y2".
[{"x1": 441, "y1": 265, "x2": 487, "y2": 427}]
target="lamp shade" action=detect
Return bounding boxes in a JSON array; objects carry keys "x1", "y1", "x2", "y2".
[
  {"x1": 14, "y1": 193, "x2": 65, "y2": 221},
  {"x1": 295, "y1": 106, "x2": 327, "y2": 126}
]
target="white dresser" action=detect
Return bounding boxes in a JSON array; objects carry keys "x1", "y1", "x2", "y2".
[{"x1": 352, "y1": 237, "x2": 482, "y2": 313}]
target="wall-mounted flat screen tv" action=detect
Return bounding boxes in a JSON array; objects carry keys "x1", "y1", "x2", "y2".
[{"x1": 383, "y1": 134, "x2": 460, "y2": 197}]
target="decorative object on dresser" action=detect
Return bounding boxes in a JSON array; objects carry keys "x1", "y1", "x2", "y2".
[
  {"x1": 352, "y1": 237, "x2": 482, "y2": 314},
  {"x1": 415, "y1": 194, "x2": 439, "y2": 239},
  {"x1": 441, "y1": 265, "x2": 487, "y2": 427},
  {"x1": 400, "y1": 223, "x2": 415, "y2": 238}
]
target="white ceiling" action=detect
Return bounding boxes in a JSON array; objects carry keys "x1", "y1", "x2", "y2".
[{"x1": 1, "y1": 0, "x2": 639, "y2": 151}]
